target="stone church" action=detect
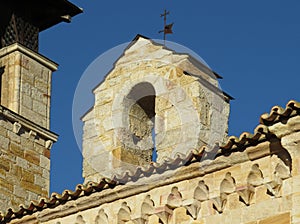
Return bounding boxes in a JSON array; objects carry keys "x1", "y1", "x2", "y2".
[{"x1": 0, "y1": 1, "x2": 299, "y2": 224}]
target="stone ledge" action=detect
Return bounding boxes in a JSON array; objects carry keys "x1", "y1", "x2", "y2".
[
  {"x1": 0, "y1": 43, "x2": 58, "y2": 71},
  {"x1": 0, "y1": 105, "x2": 58, "y2": 143}
]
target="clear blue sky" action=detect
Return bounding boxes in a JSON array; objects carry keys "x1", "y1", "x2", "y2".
[{"x1": 38, "y1": 1, "x2": 300, "y2": 194}]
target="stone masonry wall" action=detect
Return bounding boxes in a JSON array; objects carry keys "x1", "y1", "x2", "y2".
[
  {"x1": 82, "y1": 37, "x2": 230, "y2": 183},
  {"x1": 0, "y1": 106, "x2": 57, "y2": 212},
  {"x1": 10, "y1": 115, "x2": 300, "y2": 224},
  {"x1": 0, "y1": 44, "x2": 57, "y2": 129}
]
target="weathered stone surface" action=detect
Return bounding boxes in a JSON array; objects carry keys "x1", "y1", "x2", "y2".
[
  {"x1": 1, "y1": 35, "x2": 300, "y2": 224},
  {"x1": 0, "y1": 44, "x2": 57, "y2": 129},
  {"x1": 0, "y1": 106, "x2": 57, "y2": 212},
  {"x1": 7, "y1": 135, "x2": 296, "y2": 223},
  {"x1": 259, "y1": 212, "x2": 290, "y2": 224},
  {"x1": 82, "y1": 36, "x2": 230, "y2": 182}
]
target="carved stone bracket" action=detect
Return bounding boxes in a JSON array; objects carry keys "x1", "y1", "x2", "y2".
[
  {"x1": 29, "y1": 130, "x2": 37, "y2": 140},
  {"x1": 183, "y1": 199, "x2": 201, "y2": 220},
  {"x1": 154, "y1": 206, "x2": 173, "y2": 224},
  {"x1": 46, "y1": 140, "x2": 53, "y2": 150},
  {"x1": 211, "y1": 193, "x2": 227, "y2": 213},
  {"x1": 265, "y1": 176, "x2": 283, "y2": 198},
  {"x1": 13, "y1": 122, "x2": 22, "y2": 134},
  {"x1": 236, "y1": 185, "x2": 255, "y2": 206}
]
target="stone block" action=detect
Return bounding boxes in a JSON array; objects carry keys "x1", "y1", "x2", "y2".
[
  {"x1": 13, "y1": 185, "x2": 27, "y2": 198},
  {"x1": 0, "y1": 134, "x2": 9, "y2": 150},
  {"x1": 22, "y1": 94, "x2": 33, "y2": 109},
  {"x1": 21, "y1": 82, "x2": 32, "y2": 96},
  {"x1": 200, "y1": 200, "x2": 215, "y2": 218},
  {"x1": 11, "y1": 196, "x2": 26, "y2": 211},
  {"x1": 258, "y1": 212, "x2": 290, "y2": 224},
  {"x1": 40, "y1": 155, "x2": 50, "y2": 170},
  {"x1": 0, "y1": 167, "x2": 6, "y2": 179},
  {"x1": 0, "y1": 126, "x2": 8, "y2": 137},
  {"x1": 282, "y1": 178, "x2": 293, "y2": 196},
  {"x1": 95, "y1": 88, "x2": 114, "y2": 105},
  {"x1": 32, "y1": 142, "x2": 45, "y2": 154},
  {"x1": 21, "y1": 137, "x2": 34, "y2": 150},
  {"x1": 254, "y1": 185, "x2": 269, "y2": 204},
  {"x1": 34, "y1": 174, "x2": 46, "y2": 187},
  {"x1": 30, "y1": 88, "x2": 44, "y2": 102},
  {"x1": 292, "y1": 175, "x2": 300, "y2": 194},
  {"x1": 44, "y1": 148, "x2": 51, "y2": 159},
  {"x1": 0, "y1": 177, "x2": 13, "y2": 192},
  {"x1": 0, "y1": 157, "x2": 11, "y2": 172},
  {"x1": 281, "y1": 195, "x2": 292, "y2": 213},
  {"x1": 204, "y1": 213, "x2": 223, "y2": 224},
  {"x1": 24, "y1": 149, "x2": 40, "y2": 165},
  {"x1": 20, "y1": 180, "x2": 45, "y2": 196},
  {"x1": 21, "y1": 105, "x2": 46, "y2": 128},
  {"x1": 291, "y1": 157, "x2": 300, "y2": 176},
  {"x1": 34, "y1": 77, "x2": 48, "y2": 91},
  {"x1": 21, "y1": 169, "x2": 34, "y2": 183},
  {"x1": 27, "y1": 191, "x2": 39, "y2": 202},
  {"x1": 169, "y1": 207, "x2": 192, "y2": 224},
  {"x1": 10, "y1": 165, "x2": 22, "y2": 180},
  {"x1": 227, "y1": 192, "x2": 242, "y2": 210},
  {"x1": 22, "y1": 72, "x2": 34, "y2": 85},
  {"x1": 8, "y1": 129, "x2": 22, "y2": 146},
  {"x1": 16, "y1": 157, "x2": 29, "y2": 169},
  {"x1": 112, "y1": 147, "x2": 152, "y2": 167},
  {"x1": 33, "y1": 100, "x2": 47, "y2": 116},
  {"x1": 42, "y1": 168, "x2": 50, "y2": 179},
  {"x1": 28, "y1": 163, "x2": 43, "y2": 176},
  {"x1": 292, "y1": 193, "x2": 300, "y2": 221}
]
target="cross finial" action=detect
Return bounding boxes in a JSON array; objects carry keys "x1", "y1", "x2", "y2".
[{"x1": 159, "y1": 9, "x2": 174, "y2": 45}]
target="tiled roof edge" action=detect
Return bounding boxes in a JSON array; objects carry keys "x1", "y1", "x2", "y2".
[
  {"x1": 260, "y1": 100, "x2": 300, "y2": 125},
  {"x1": 0, "y1": 99, "x2": 299, "y2": 223}
]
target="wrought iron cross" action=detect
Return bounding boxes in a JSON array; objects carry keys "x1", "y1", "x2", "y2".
[{"x1": 159, "y1": 9, "x2": 174, "y2": 45}]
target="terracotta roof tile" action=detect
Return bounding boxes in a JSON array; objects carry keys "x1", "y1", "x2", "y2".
[
  {"x1": 260, "y1": 100, "x2": 300, "y2": 125},
  {"x1": 0, "y1": 99, "x2": 299, "y2": 223}
]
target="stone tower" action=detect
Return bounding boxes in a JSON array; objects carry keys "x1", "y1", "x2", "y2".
[
  {"x1": 82, "y1": 35, "x2": 232, "y2": 183},
  {"x1": 0, "y1": 1, "x2": 81, "y2": 211}
]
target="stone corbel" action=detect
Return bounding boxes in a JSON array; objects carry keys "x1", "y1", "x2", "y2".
[
  {"x1": 211, "y1": 193, "x2": 227, "y2": 213},
  {"x1": 183, "y1": 199, "x2": 201, "y2": 220},
  {"x1": 154, "y1": 206, "x2": 173, "y2": 224},
  {"x1": 265, "y1": 176, "x2": 283, "y2": 198},
  {"x1": 275, "y1": 162, "x2": 291, "y2": 180},
  {"x1": 45, "y1": 140, "x2": 53, "y2": 150},
  {"x1": 236, "y1": 185, "x2": 255, "y2": 206},
  {"x1": 13, "y1": 122, "x2": 22, "y2": 134},
  {"x1": 29, "y1": 130, "x2": 37, "y2": 140}
]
